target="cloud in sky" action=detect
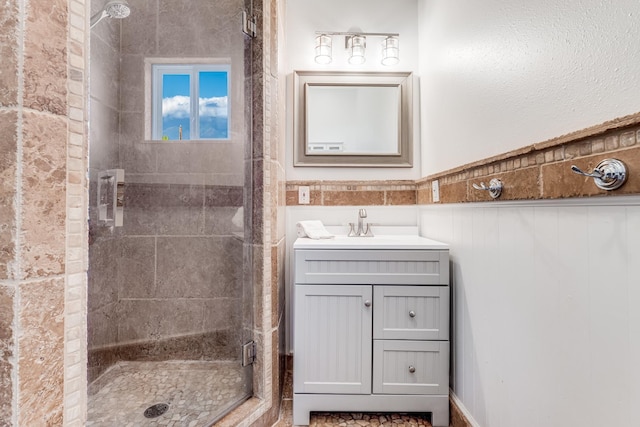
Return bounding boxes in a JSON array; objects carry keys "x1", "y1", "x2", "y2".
[
  {"x1": 199, "y1": 96, "x2": 228, "y2": 118},
  {"x1": 162, "y1": 95, "x2": 228, "y2": 119}
]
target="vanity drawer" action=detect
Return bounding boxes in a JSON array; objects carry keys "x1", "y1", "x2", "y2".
[
  {"x1": 373, "y1": 285, "x2": 449, "y2": 340},
  {"x1": 294, "y1": 249, "x2": 449, "y2": 285},
  {"x1": 373, "y1": 340, "x2": 449, "y2": 395}
]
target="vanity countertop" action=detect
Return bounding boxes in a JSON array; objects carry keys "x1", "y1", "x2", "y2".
[{"x1": 293, "y1": 226, "x2": 449, "y2": 250}]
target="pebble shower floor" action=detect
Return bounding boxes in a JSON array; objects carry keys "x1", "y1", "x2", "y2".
[{"x1": 87, "y1": 360, "x2": 248, "y2": 426}]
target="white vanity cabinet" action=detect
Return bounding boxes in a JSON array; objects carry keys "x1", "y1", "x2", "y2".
[{"x1": 293, "y1": 236, "x2": 450, "y2": 426}]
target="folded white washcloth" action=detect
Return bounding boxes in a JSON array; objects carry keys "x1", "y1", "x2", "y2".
[{"x1": 296, "y1": 220, "x2": 334, "y2": 240}]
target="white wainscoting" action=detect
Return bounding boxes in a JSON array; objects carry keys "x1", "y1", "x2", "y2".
[{"x1": 419, "y1": 196, "x2": 640, "y2": 427}]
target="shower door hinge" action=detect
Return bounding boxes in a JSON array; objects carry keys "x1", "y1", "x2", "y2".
[
  {"x1": 242, "y1": 11, "x2": 257, "y2": 38},
  {"x1": 242, "y1": 340, "x2": 256, "y2": 366}
]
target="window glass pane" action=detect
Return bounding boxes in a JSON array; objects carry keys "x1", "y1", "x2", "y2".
[
  {"x1": 198, "y1": 71, "x2": 228, "y2": 139},
  {"x1": 162, "y1": 73, "x2": 190, "y2": 140}
]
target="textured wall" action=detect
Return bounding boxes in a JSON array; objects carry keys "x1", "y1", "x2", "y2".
[{"x1": 418, "y1": 0, "x2": 640, "y2": 176}]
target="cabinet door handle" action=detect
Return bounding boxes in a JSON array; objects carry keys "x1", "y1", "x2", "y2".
[
  {"x1": 409, "y1": 365, "x2": 416, "y2": 373},
  {"x1": 364, "y1": 300, "x2": 372, "y2": 307},
  {"x1": 409, "y1": 310, "x2": 416, "y2": 318}
]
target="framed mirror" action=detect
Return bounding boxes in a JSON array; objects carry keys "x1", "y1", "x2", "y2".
[{"x1": 293, "y1": 71, "x2": 413, "y2": 167}]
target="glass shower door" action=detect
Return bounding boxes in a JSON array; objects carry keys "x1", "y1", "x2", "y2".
[{"x1": 87, "y1": 0, "x2": 253, "y2": 424}]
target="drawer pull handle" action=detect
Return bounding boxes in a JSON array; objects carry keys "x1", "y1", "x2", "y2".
[
  {"x1": 409, "y1": 310, "x2": 416, "y2": 318},
  {"x1": 409, "y1": 365, "x2": 416, "y2": 373},
  {"x1": 364, "y1": 300, "x2": 372, "y2": 307}
]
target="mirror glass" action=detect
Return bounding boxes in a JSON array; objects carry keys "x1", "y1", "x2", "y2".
[
  {"x1": 293, "y1": 71, "x2": 413, "y2": 167},
  {"x1": 306, "y1": 85, "x2": 400, "y2": 155}
]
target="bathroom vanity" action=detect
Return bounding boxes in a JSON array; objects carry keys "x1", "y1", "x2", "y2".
[{"x1": 292, "y1": 232, "x2": 450, "y2": 426}]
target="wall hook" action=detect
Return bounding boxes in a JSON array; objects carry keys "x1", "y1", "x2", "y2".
[
  {"x1": 570, "y1": 158, "x2": 628, "y2": 191},
  {"x1": 472, "y1": 178, "x2": 503, "y2": 199}
]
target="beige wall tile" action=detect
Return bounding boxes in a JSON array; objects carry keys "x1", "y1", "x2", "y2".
[
  {"x1": 20, "y1": 112, "x2": 66, "y2": 279},
  {"x1": 23, "y1": 0, "x2": 68, "y2": 115},
  {"x1": 0, "y1": 285, "x2": 14, "y2": 426},
  {"x1": 440, "y1": 181, "x2": 468, "y2": 204},
  {"x1": 18, "y1": 278, "x2": 64, "y2": 426},
  {"x1": 542, "y1": 146, "x2": 640, "y2": 198},
  {"x1": 386, "y1": 190, "x2": 417, "y2": 205},
  {"x1": 0, "y1": 111, "x2": 17, "y2": 280},
  {"x1": 0, "y1": 0, "x2": 18, "y2": 107},
  {"x1": 323, "y1": 190, "x2": 385, "y2": 206}
]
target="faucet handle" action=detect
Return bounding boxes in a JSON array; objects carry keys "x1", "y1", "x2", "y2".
[
  {"x1": 363, "y1": 224, "x2": 375, "y2": 237},
  {"x1": 359, "y1": 208, "x2": 367, "y2": 218},
  {"x1": 347, "y1": 222, "x2": 357, "y2": 237}
]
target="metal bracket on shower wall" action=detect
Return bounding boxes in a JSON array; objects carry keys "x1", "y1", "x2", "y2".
[
  {"x1": 242, "y1": 11, "x2": 257, "y2": 38},
  {"x1": 242, "y1": 340, "x2": 256, "y2": 366}
]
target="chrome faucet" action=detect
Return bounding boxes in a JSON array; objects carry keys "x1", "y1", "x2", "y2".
[
  {"x1": 348, "y1": 208, "x2": 374, "y2": 237},
  {"x1": 357, "y1": 208, "x2": 367, "y2": 235}
]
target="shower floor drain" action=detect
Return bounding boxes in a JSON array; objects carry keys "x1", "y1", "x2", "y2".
[{"x1": 144, "y1": 403, "x2": 169, "y2": 418}]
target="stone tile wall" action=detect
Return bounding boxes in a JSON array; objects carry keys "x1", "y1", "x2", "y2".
[
  {"x1": 1, "y1": 0, "x2": 281, "y2": 425},
  {"x1": 0, "y1": 0, "x2": 89, "y2": 425},
  {"x1": 286, "y1": 181, "x2": 417, "y2": 206}
]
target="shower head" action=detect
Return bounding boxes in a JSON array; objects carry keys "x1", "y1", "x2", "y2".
[{"x1": 90, "y1": 0, "x2": 131, "y2": 29}]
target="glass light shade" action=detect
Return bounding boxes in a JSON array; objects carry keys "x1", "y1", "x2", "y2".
[
  {"x1": 347, "y1": 35, "x2": 366, "y2": 65},
  {"x1": 315, "y1": 34, "x2": 332, "y2": 64},
  {"x1": 381, "y1": 36, "x2": 399, "y2": 66}
]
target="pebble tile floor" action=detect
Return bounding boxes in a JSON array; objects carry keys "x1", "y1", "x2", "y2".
[
  {"x1": 88, "y1": 362, "x2": 435, "y2": 426},
  {"x1": 274, "y1": 369, "x2": 434, "y2": 427},
  {"x1": 87, "y1": 360, "x2": 249, "y2": 426}
]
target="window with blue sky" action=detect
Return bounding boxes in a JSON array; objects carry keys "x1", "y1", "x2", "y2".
[{"x1": 152, "y1": 64, "x2": 229, "y2": 141}]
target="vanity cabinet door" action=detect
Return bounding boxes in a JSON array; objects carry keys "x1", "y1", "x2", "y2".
[
  {"x1": 373, "y1": 285, "x2": 449, "y2": 341},
  {"x1": 294, "y1": 284, "x2": 373, "y2": 394}
]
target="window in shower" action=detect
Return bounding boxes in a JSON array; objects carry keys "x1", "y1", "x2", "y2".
[{"x1": 151, "y1": 64, "x2": 230, "y2": 141}]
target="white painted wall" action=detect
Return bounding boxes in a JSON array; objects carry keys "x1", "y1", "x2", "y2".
[
  {"x1": 417, "y1": 2, "x2": 640, "y2": 424},
  {"x1": 419, "y1": 197, "x2": 640, "y2": 427},
  {"x1": 285, "y1": 0, "x2": 421, "y2": 180},
  {"x1": 418, "y1": 0, "x2": 640, "y2": 176}
]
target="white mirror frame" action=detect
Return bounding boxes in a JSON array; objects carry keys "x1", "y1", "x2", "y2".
[{"x1": 293, "y1": 71, "x2": 413, "y2": 167}]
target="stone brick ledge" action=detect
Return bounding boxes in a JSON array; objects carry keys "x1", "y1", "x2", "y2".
[
  {"x1": 417, "y1": 119, "x2": 640, "y2": 204},
  {"x1": 286, "y1": 180, "x2": 417, "y2": 206}
]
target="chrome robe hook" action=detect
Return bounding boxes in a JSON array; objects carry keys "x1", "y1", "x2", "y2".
[
  {"x1": 570, "y1": 158, "x2": 627, "y2": 191},
  {"x1": 472, "y1": 178, "x2": 503, "y2": 199}
]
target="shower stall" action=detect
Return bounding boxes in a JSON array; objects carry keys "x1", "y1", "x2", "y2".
[{"x1": 87, "y1": 0, "x2": 254, "y2": 424}]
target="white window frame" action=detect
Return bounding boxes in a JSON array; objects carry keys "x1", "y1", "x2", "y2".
[{"x1": 151, "y1": 63, "x2": 231, "y2": 141}]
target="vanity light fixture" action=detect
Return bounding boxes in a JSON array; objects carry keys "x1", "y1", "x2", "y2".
[
  {"x1": 314, "y1": 31, "x2": 400, "y2": 66},
  {"x1": 347, "y1": 35, "x2": 367, "y2": 65},
  {"x1": 314, "y1": 34, "x2": 332, "y2": 64},
  {"x1": 381, "y1": 36, "x2": 400, "y2": 66}
]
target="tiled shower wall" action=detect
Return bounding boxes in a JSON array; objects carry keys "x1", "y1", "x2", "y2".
[
  {"x1": 87, "y1": 0, "x2": 248, "y2": 381},
  {"x1": 1, "y1": 0, "x2": 284, "y2": 426}
]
